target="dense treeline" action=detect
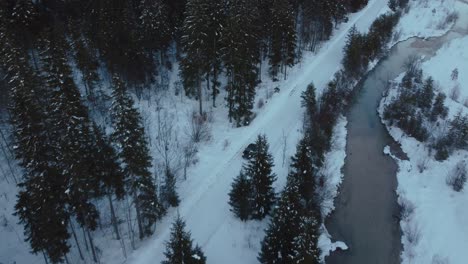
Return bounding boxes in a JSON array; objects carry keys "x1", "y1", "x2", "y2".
[
  {"x1": 383, "y1": 62, "x2": 468, "y2": 161},
  {"x1": 235, "y1": 6, "x2": 402, "y2": 263},
  {"x1": 0, "y1": 0, "x2": 375, "y2": 263}
]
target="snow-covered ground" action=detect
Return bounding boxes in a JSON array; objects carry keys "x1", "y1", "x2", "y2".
[
  {"x1": 393, "y1": 0, "x2": 457, "y2": 42},
  {"x1": 317, "y1": 116, "x2": 349, "y2": 261},
  {"x1": 380, "y1": 2, "x2": 468, "y2": 262},
  {"x1": 0, "y1": 0, "x2": 390, "y2": 263},
  {"x1": 116, "y1": 1, "x2": 390, "y2": 263}
]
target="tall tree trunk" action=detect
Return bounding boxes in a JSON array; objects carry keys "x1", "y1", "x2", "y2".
[
  {"x1": 212, "y1": 67, "x2": 218, "y2": 107},
  {"x1": 87, "y1": 228, "x2": 98, "y2": 263},
  {"x1": 198, "y1": 77, "x2": 203, "y2": 115},
  {"x1": 133, "y1": 192, "x2": 144, "y2": 240},
  {"x1": 42, "y1": 251, "x2": 49, "y2": 264},
  {"x1": 108, "y1": 194, "x2": 120, "y2": 240},
  {"x1": 81, "y1": 226, "x2": 89, "y2": 251},
  {"x1": 69, "y1": 221, "x2": 84, "y2": 260}
]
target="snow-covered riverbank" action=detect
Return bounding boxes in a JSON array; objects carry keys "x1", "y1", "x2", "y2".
[{"x1": 380, "y1": 1, "x2": 468, "y2": 262}]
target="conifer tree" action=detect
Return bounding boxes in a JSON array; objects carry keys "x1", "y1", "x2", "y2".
[
  {"x1": 259, "y1": 166, "x2": 321, "y2": 264},
  {"x1": 430, "y1": 93, "x2": 448, "y2": 122},
  {"x1": 222, "y1": 0, "x2": 260, "y2": 126},
  {"x1": 162, "y1": 168, "x2": 180, "y2": 208},
  {"x1": 91, "y1": 123, "x2": 126, "y2": 239},
  {"x1": 110, "y1": 74, "x2": 164, "y2": 239},
  {"x1": 290, "y1": 138, "x2": 319, "y2": 213},
  {"x1": 162, "y1": 216, "x2": 207, "y2": 264},
  {"x1": 419, "y1": 77, "x2": 435, "y2": 111},
  {"x1": 269, "y1": 0, "x2": 297, "y2": 79},
  {"x1": 39, "y1": 30, "x2": 103, "y2": 237},
  {"x1": 293, "y1": 215, "x2": 321, "y2": 264},
  {"x1": 139, "y1": 0, "x2": 172, "y2": 51},
  {"x1": 343, "y1": 26, "x2": 366, "y2": 78},
  {"x1": 301, "y1": 83, "x2": 318, "y2": 128},
  {"x1": 245, "y1": 135, "x2": 276, "y2": 219},
  {"x1": 258, "y1": 176, "x2": 304, "y2": 264},
  {"x1": 181, "y1": 0, "x2": 224, "y2": 113},
  {"x1": 69, "y1": 26, "x2": 100, "y2": 98},
  {"x1": 7, "y1": 43, "x2": 72, "y2": 264},
  {"x1": 228, "y1": 171, "x2": 252, "y2": 221}
]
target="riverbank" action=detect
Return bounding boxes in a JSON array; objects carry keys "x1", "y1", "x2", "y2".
[{"x1": 379, "y1": 1, "x2": 468, "y2": 263}]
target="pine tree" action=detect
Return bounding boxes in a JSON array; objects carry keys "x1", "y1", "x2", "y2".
[
  {"x1": 6, "y1": 42, "x2": 72, "y2": 263},
  {"x1": 222, "y1": 0, "x2": 260, "y2": 126},
  {"x1": 139, "y1": 0, "x2": 172, "y2": 51},
  {"x1": 259, "y1": 167, "x2": 321, "y2": 264},
  {"x1": 430, "y1": 93, "x2": 448, "y2": 122},
  {"x1": 162, "y1": 216, "x2": 207, "y2": 264},
  {"x1": 419, "y1": 77, "x2": 435, "y2": 111},
  {"x1": 162, "y1": 168, "x2": 180, "y2": 207},
  {"x1": 69, "y1": 25, "x2": 100, "y2": 98},
  {"x1": 290, "y1": 138, "x2": 320, "y2": 214},
  {"x1": 301, "y1": 83, "x2": 318, "y2": 129},
  {"x1": 258, "y1": 176, "x2": 303, "y2": 264},
  {"x1": 110, "y1": 74, "x2": 164, "y2": 239},
  {"x1": 245, "y1": 135, "x2": 277, "y2": 219},
  {"x1": 181, "y1": 0, "x2": 224, "y2": 113},
  {"x1": 293, "y1": 215, "x2": 321, "y2": 264},
  {"x1": 269, "y1": 0, "x2": 297, "y2": 79},
  {"x1": 342, "y1": 25, "x2": 366, "y2": 78},
  {"x1": 228, "y1": 171, "x2": 252, "y2": 221},
  {"x1": 39, "y1": 30, "x2": 103, "y2": 238}
]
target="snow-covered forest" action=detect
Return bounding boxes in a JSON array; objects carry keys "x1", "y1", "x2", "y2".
[{"x1": 0, "y1": 0, "x2": 466, "y2": 263}]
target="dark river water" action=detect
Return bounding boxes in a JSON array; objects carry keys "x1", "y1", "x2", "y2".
[{"x1": 325, "y1": 15, "x2": 467, "y2": 263}]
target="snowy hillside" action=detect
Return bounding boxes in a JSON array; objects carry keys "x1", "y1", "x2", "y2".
[
  {"x1": 380, "y1": 1, "x2": 468, "y2": 262},
  {"x1": 116, "y1": 1, "x2": 391, "y2": 263}
]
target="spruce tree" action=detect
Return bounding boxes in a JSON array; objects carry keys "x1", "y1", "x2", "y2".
[
  {"x1": 222, "y1": 0, "x2": 260, "y2": 126},
  {"x1": 269, "y1": 0, "x2": 297, "y2": 79},
  {"x1": 139, "y1": 0, "x2": 172, "y2": 51},
  {"x1": 259, "y1": 168, "x2": 321, "y2": 264},
  {"x1": 419, "y1": 77, "x2": 435, "y2": 111},
  {"x1": 430, "y1": 93, "x2": 448, "y2": 122},
  {"x1": 245, "y1": 135, "x2": 276, "y2": 219},
  {"x1": 181, "y1": 0, "x2": 224, "y2": 113},
  {"x1": 110, "y1": 74, "x2": 164, "y2": 238},
  {"x1": 301, "y1": 83, "x2": 318, "y2": 129},
  {"x1": 293, "y1": 215, "x2": 321, "y2": 264},
  {"x1": 290, "y1": 138, "x2": 319, "y2": 213},
  {"x1": 258, "y1": 176, "x2": 303, "y2": 264},
  {"x1": 7, "y1": 43, "x2": 72, "y2": 264},
  {"x1": 162, "y1": 216, "x2": 207, "y2": 264},
  {"x1": 39, "y1": 30, "x2": 103, "y2": 238},
  {"x1": 91, "y1": 123, "x2": 126, "y2": 239},
  {"x1": 162, "y1": 168, "x2": 180, "y2": 208},
  {"x1": 228, "y1": 171, "x2": 252, "y2": 221},
  {"x1": 343, "y1": 26, "x2": 365, "y2": 78}
]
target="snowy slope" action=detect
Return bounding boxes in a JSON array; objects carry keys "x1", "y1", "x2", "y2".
[
  {"x1": 394, "y1": 0, "x2": 457, "y2": 42},
  {"x1": 104, "y1": 1, "x2": 390, "y2": 263},
  {"x1": 380, "y1": 6, "x2": 468, "y2": 261}
]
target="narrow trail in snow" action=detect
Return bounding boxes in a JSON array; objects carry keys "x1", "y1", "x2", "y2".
[{"x1": 123, "y1": 1, "x2": 389, "y2": 263}]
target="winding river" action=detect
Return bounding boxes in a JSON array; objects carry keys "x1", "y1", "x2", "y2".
[{"x1": 325, "y1": 3, "x2": 468, "y2": 263}]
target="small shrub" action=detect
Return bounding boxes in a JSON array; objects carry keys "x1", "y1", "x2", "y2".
[
  {"x1": 432, "y1": 255, "x2": 449, "y2": 264},
  {"x1": 188, "y1": 111, "x2": 211, "y2": 143},
  {"x1": 417, "y1": 157, "x2": 429, "y2": 173},
  {"x1": 223, "y1": 139, "x2": 230, "y2": 150},
  {"x1": 405, "y1": 222, "x2": 421, "y2": 245},
  {"x1": 257, "y1": 98, "x2": 264, "y2": 109},
  {"x1": 399, "y1": 197, "x2": 415, "y2": 220},
  {"x1": 446, "y1": 161, "x2": 467, "y2": 192},
  {"x1": 451, "y1": 68, "x2": 458, "y2": 81},
  {"x1": 449, "y1": 84, "x2": 461, "y2": 102}
]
